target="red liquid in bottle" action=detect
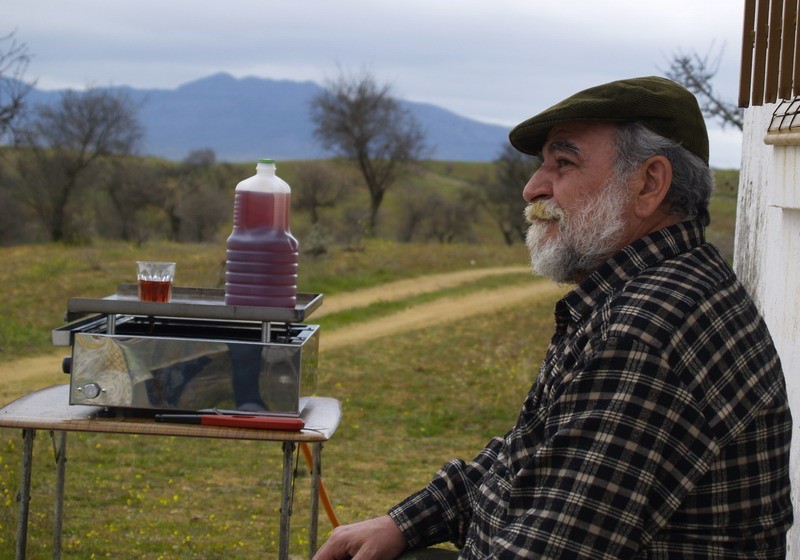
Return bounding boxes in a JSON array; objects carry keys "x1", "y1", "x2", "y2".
[{"x1": 225, "y1": 189, "x2": 299, "y2": 308}]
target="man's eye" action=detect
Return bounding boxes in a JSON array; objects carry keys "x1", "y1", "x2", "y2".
[{"x1": 556, "y1": 158, "x2": 573, "y2": 168}]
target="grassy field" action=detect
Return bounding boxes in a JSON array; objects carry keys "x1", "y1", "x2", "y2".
[
  {"x1": 0, "y1": 240, "x2": 537, "y2": 559},
  {"x1": 0, "y1": 301, "x2": 556, "y2": 559},
  {"x1": 0, "y1": 173, "x2": 738, "y2": 558}
]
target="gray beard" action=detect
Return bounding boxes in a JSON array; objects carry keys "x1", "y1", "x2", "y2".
[{"x1": 525, "y1": 178, "x2": 630, "y2": 284}]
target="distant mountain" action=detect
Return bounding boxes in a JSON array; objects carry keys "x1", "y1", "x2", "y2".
[{"x1": 17, "y1": 73, "x2": 511, "y2": 162}]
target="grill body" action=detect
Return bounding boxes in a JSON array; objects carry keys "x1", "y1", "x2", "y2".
[{"x1": 53, "y1": 286, "x2": 322, "y2": 416}]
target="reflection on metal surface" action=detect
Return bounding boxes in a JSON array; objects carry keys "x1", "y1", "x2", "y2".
[{"x1": 68, "y1": 321, "x2": 319, "y2": 415}]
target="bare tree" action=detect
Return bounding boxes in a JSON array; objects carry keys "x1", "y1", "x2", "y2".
[
  {"x1": 470, "y1": 144, "x2": 537, "y2": 246},
  {"x1": 161, "y1": 149, "x2": 235, "y2": 242},
  {"x1": 161, "y1": 149, "x2": 214, "y2": 241},
  {"x1": 0, "y1": 30, "x2": 35, "y2": 137},
  {"x1": 396, "y1": 183, "x2": 432, "y2": 242},
  {"x1": 396, "y1": 184, "x2": 477, "y2": 244},
  {"x1": 0, "y1": 160, "x2": 38, "y2": 244},
  {"x1": 426, "y1": 195, "x2": 477, "y2": 244},
  {"x1": 102, "y1": 159, "x2": 165, "y2": 242},
  {"x1": 293, "y1": 161, "x2": 349, "y2": 224},
  {"x1": 13, "y1": 87, "x2": 143, "y2": 241},
  {"x1": 179, "y1": 186, "x2": 230, "y2": 242},
  {"x1": 310, "y1": 70, "x2": 427, "y2": 235},
  {"x1": 664, "y1": 44, "x2": 743, "y2": 131},
  {"x1": 183, "y1": 147, "x2": 216, "y2": 169}
]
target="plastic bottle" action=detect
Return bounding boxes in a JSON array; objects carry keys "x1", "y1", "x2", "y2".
[{"x1": 224, "y1": 159, "x2": 299, "y2": 308}]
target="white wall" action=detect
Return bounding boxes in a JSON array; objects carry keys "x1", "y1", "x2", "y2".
[{"x1": 736, "y1": 103, "x2": 800, "y2": 558}]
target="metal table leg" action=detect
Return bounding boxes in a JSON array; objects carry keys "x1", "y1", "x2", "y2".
[
  {"x1": 279, "y1": 441, "x2": 296, "y2": 560},
  {"x1": 51, "y1": 431, "x2": 67, "y2": 560},
  {"x1": 16, "y1": 429, "x2": 35, "y2": 560},
  {"x1": 309, "y1": 443, "x2": 322, "y2": 558}
]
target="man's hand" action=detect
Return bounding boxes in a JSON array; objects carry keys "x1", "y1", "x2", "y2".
[{"x1": 313, "y1": 515, "x2": 408, "y2": 560}]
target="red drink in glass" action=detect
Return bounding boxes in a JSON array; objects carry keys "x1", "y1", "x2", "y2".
[{"x1": 138, "y1": 279, "x2": 172, "y2": 302}]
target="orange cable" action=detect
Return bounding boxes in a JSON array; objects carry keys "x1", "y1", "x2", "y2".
[{"x1": 299, "y1": 442, "x2": 341, "y2": 528}]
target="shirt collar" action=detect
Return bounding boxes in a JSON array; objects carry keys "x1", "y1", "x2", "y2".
[{"x1": 556, "y1": 220, "x2": 707, "y2": 326}]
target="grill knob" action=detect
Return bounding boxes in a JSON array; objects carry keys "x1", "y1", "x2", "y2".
[{"x1": 62, "y1": 357, "x2": 72, "y2": 374}]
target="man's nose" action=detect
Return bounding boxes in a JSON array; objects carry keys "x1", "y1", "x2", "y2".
[{"x1": 522, "y1": 169, "x2": 552, "y2": 203}]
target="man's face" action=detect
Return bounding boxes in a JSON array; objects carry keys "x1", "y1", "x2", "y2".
[{"x1": 522, "y1": 122, "x2": 634, "y2": 284}]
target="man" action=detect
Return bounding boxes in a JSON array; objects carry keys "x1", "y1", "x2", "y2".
[{"x1": 314, "y1": 76, "x2": 793, "y2": 559}]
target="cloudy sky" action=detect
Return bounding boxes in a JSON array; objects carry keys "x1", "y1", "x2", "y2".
[{"x1": 5, "y1": 0, "x2": 745, "y2": 167}]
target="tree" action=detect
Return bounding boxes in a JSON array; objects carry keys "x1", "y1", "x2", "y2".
[
  {"x1": 0, "y1": 30, "x2": 34, "y2": 138},
  {"x1": 664, "y1": 44, "x2": 743, "y2": 131},
  {"x1": 396, "y1": 183, "x2": 431, "y2": 242},
  {"x1": 424, "y1": 194, "x2": 477, "y2": 244},
  {"x1": 470, "y1": 144, "x2": 537, "y2": 246},
  {"x1": 0, "y1": 159, "x2": 37, "y2": 244},
  {"x1": 396, "y1": 184, "x2": 477, "y2": 244},
  {"x1": 13, "y1": 87, "x2": 143, "y2": 241},
  {"x1": 160, "y1": 149, "x2": 236, "y2": 242},
  {"x1": 293, "y1": 161, "x2": 349, "y2": 225},
  {"x1": 183, "y1": 147, "x2": 216, "y2": 169},
  {"x1": 310, "y1": 71, "x2": 427, "y2": 235},
  {"x1": 102, "y1": 159, "x2": 166, "y2": 243}
]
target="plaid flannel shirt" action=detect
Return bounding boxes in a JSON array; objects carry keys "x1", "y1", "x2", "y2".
[{"x1": 389, "y1": 220, "x2": 792, "y2": 559}]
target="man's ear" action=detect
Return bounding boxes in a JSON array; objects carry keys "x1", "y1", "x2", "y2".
[{"x1": 632, "y1": 155, "x2": 673, "y2": 219}]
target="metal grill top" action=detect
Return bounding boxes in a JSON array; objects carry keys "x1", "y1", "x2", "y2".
[{"x1": 66, "y1": 285, "x2": 323, "y2": 323}]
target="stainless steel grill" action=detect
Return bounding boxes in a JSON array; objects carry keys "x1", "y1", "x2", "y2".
[{"x1": 53, "y1": 285, "x2": 322, "y2": 416}]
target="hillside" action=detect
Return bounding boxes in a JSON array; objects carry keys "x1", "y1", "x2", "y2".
[{"x1": 21, "y1": 73, "x2": 511, "y2": 162}]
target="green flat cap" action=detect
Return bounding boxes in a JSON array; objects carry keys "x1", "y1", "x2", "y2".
[{"x1": 508, "y1": 76, "x2": 709, "y2": 164}]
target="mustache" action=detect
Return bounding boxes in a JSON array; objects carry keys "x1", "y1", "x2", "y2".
[{"x1": 524, "y1": 200, "x2": 564, "y2": 223}]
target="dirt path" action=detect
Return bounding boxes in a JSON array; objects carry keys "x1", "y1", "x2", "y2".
[
  {"x1": 313, "y1": 266, "x2": 532, "y2": 317},
  {"x1": 0, "y1": 266, "x2": 563, "y2": 404},
  {"x1": 320, "y1": 278, "x2": 563, "y2": 351}
]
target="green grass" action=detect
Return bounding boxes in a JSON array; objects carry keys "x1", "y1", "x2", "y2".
[{"x1": 0, "y1": 256, "x2": 552, "y2": 559}]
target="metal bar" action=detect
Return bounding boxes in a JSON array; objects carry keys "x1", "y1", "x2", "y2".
[
  {"x1": 16, "y1": 429, "x2": 35, "y2": 560},
  {"x1": 740, "y1": 0, "x2": 758, "y2": 107},
  {"x1": 309, "y1": 443, "x2": 322, "y2": 558},
  {"x1": 106, "y1": 313, "x2": 116, "y2": 335},
  {"x1": 51, "y1": 431, "x2": 67, "y2": 560},
  {"x1": 279, "y1": 441, "x2": 296, "y2": 560},
  {"x1": 262, "y1": 322, "x2": 272, "y2": 343}
]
